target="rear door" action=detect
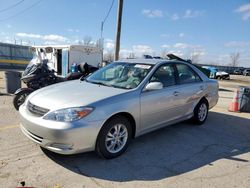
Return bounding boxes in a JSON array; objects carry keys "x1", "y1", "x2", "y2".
[{"x1": 174, "y1": 63, "x2": 205, "y2": 117}]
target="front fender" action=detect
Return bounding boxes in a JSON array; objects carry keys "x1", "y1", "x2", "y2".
[{"x1": 14, "y1": 88, "x2": 34, "y2": 95}]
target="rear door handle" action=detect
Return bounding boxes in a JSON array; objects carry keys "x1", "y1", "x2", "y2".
[
  {"x1": 200, "y1": 86, "x2": 204, "y2": 91},
  {"x1": 173, "y1": 91, "x2": 180, "y2": 96}
]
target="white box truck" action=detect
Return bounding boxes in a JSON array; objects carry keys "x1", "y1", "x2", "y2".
[{"x1": 31, "y1": 45, "x2": 102, "y2": 76}]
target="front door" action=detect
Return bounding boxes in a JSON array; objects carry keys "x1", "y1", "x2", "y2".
[{"x1": 140, "y1": 64, "x2": 182, "y2": 132}]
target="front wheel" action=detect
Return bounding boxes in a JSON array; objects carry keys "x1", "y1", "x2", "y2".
[
  {"x1": 96, "y1": 115, "x2": 132, "y2": 159},
  {"x1": 13, "y1": 90, "x2": 32, "y2": 110}
]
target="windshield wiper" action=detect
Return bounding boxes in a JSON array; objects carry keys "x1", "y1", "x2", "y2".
[
  {"x1": 89, "y1": 81, "x2": 112, "y2": 87},
  {"x1": 111, "y1": 85, "x2": 130, "y2": 89}
]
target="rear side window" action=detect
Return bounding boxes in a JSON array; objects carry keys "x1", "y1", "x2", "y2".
[
  {"x1": 176, "y1": 64, "x2": 202, "y2": 84},
  {"x1": 150, "y1": 64, "x2": 176, "y2": 87}
]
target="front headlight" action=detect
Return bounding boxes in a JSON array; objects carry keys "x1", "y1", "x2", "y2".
[{"x1": 43, "y1": 107, "x2": 94, "y2": 122}]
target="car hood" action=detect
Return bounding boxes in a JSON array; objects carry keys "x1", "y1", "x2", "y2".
[{"x1": 28, "y1": 80, "x2": 129, "y2": 111}]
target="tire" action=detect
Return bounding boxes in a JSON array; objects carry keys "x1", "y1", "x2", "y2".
[
  {"x1": 96, "y1": 115, "x2": 132, "y2": 159},
  {"x1": 13, "y1": 90, "x2": 32, "y2": 110},
  {"x1": 192, "y1": 99, "x2": 208, "y2": 125}
]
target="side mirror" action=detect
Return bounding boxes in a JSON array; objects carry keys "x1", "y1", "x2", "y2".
[{"x1": 144, "y1": 82, "x2": 163, "y2": 91}]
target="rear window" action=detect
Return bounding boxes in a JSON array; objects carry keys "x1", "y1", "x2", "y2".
[{"x1": 176, "y1": 64, "x2": 202, "y2": 84}]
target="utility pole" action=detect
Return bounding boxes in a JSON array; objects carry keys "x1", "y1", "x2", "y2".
[
  {"x1": 114, "y1": 0, "x2": 123, "y2": 61},
  {"x1": 100, "y1": 21, "x2": 104, "y2": 63}
]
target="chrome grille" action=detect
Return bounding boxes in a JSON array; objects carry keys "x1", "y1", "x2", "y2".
[{"x1": 27, "y1": 101, "x2": 49, "y2": 117}]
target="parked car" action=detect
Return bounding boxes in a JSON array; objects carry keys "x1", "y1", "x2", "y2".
[
  {"x1": 215, "y1": 71, "x2": 230, "y2": 80},
  {"x1": 243, "y1": 69, "x2": 250, "y2": 76},
  {"x1": 233, "y1": 68, "x2": 244, "y2": 75},
  {"x1": 19, "y1": 59, "x2": 219, "y2": 159}
]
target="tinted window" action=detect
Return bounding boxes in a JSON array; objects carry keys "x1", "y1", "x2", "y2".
[
  {"x1": 176, "y1": 64, "x2": 202, "y2": 84},
  {"x1": 150, "y1": 64, "x2": 176, "y2": 87}
]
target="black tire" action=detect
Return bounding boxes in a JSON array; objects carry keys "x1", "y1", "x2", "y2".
[
  {"x1": 96, "y1": 115, "x2": 132, "y2": 159},
  {"x1": 192, "y1": 99, "x2": 208, "y2": 125},
  {"x1": 13, "y1": 90, "x2": 32, "y2": 110}
]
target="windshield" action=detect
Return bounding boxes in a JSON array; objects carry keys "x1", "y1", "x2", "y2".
[
  {"x1": 86, "y1": 62, "x2": 153, "y2": 89},
  {"x1": 23, "y1": 57, "x2": 40, "y2": 76},
  {"x1": 23, "y1": 58, "x2": 49, "y2": 76}
]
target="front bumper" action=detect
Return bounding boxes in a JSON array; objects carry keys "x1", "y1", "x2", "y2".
[
  {"x1": 223, "y1": 74, "x2": 230, "y2": 79},
  {"x1": 19, "y1": 104, "x2": 104, "y2": 155}
]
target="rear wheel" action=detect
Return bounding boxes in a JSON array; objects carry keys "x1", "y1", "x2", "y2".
[
  {"x1": 192, "y1": 99, "x2": 208, "y2": 125},
  {"x1": 13, "y1": 90, "x2": 32, "y2": 110},
  {"x1": 96, "y1": 115, "x2": 132, "y2": 159}
]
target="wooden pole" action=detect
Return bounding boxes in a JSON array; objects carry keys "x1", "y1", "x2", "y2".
[{"x1": 114, "y1": 0, "x2": 123, "y2": 61}]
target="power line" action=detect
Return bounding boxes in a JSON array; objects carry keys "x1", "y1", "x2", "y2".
[
  {"x1": 101, "y1": 0, "x2": 115, "y2": 38},
  {"x1": 0, "y1": 0, "x2": 25, "y2": 13},
  {"x1": 103, "y1": 0, "x2": 115, "y2": 24},
  {"x1": 0, "y1": 0, "x2": 42, "y2": 22}
]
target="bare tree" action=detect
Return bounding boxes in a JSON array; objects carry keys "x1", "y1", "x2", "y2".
[
  {"x1": 83, "y1": 36, "x2": 92, "y2": 46},
  {"x1": 188, "y1": 49, "x2": 204, "y2": 64},
  {"x1": 128, "y1": 52, "x2": 135, "y2": 59},
  {"x1": 190, "y1": 53, "x2": 200, "y2": 64},
  {"x1": 230, "y1": 52, "x2": 240, "y2": 67},
  {"x1": 96, "y1": 38, "x2": 103, "y2": 48},
  {"x1": 161, "y1": 49, "x2": 168, "y2": 58},
  {"x1": 104, "y1": 51, "x2": 114, "y2": 62}
]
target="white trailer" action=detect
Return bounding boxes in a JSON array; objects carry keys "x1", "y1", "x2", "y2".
[{"x1": 31, "y1": 45, "x2": 102, "y2": 76}]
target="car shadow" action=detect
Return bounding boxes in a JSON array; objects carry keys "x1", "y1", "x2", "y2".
[
  {"x1": 219, "y1": 88, "x2": 233, "y2": 92},
  {"x1": 43, "y1": 111, "x2": 250, "y2": 182}
]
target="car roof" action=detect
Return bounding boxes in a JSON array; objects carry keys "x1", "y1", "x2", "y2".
[{"x1": 116, "y1": 58, "x2": 177, "y2": 65}]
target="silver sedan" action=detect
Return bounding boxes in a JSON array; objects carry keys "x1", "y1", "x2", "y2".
[{"x1": 19, "y1": 59, "x2": 219, "y2": 159}]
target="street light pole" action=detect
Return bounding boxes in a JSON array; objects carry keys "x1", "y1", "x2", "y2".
[{"x1": 114, "y1": 0, "x2": 123, "y2": 61}]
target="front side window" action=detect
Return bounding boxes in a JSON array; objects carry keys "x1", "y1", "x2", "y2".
[
  {"x1": 86, "y1": 62, "x2": 153, "y2": 89},
  {"x1": 150, "y1": 64, "x2": 176, "y2": 87},
  {"x1": 176, "y1": 64, "x2": 202, "y2": 84}
]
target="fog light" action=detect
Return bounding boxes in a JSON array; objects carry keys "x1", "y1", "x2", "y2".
[{"x1": 50, "y1": 143, "x2": 73, "y2": 150}]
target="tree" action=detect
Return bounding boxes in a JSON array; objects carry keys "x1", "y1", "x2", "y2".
[
  {"x1": 83, "y1": 36, "x2": 92, "y2": 46},
  {"x1": 230, "y1": 52, "x2": 240, "y2": 67},
  {"x1": 161, "y1": 49, "x2": 168, "y2": 58},
  {"x1": 190, "y1": 53, "x2": 200, "y2": 64},
  {"x1": 128, "y1": 52, "x2": 135, "y2": 59},
  {"x1": 103, "y1": 51, "x2": 114, "y2": 62},
  {"x1": 96, "y1": 38, "x2": 104, "y2": 48}
]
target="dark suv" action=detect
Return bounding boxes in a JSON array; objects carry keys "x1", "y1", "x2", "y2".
[{"x1": 243, "y1": 69, "x2": 250, "y2": 76}]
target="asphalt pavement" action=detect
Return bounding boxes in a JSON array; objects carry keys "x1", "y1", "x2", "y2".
[{"x1": 0, "y1": 72, "x2": 250, "y2": 188}]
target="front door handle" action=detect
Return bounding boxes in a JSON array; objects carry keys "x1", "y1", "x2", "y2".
[{"x1": 173, "y1": 91, "x2": 180, "y2": 96}]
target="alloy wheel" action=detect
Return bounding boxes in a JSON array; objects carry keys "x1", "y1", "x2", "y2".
[
  {"x1": 198, "y1": 103, "x2": 207, "y2": 122},
  {"x1": 105, "y1": 124, "x2": 128, "y2": 154}
]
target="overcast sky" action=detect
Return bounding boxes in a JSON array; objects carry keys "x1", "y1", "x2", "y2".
[{"x1": 0, "y1": 0, "x2": 250, "y2": 66}]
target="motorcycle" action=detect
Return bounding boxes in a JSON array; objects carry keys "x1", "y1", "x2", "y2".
[{"x1": 13, "y1": 48, "x2": 98, "y2": 110}]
